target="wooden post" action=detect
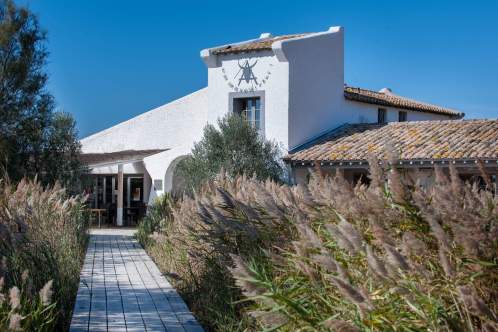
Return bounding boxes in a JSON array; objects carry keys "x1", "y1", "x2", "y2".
[{"x1": 117, "y1": 164, "x2": 124, "y2": 226}]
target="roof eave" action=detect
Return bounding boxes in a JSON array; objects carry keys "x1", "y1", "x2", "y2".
[
  {"x1": 344, "y1": 93, "x2": 464, "y2": 118},
  {"x1": 286, "y1": 158, "x2": 498, "y2": 168}
]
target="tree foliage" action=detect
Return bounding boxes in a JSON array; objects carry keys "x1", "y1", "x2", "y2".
[
  {"x1": 175, "y1": 113, "x2": 284, "y2": 194},
  {"x1": 0, "y1": 0, "x2": 82, "y2": 188}
]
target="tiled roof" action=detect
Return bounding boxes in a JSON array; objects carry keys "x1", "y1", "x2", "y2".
[
  {"x1": 344, "y1": 86, "x2": 464, "y2": 118},
  {"x1": 80, "y1": 149, "x2": 167, "y2": 167},
  {"x1": 286, "y1": 120, "x2": 498, "y2": 163},
  {"x1": 211, "y1": 34, "x2": 308, "y2": 55}
]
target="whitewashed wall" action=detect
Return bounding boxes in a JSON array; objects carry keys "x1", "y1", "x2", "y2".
[
  {"x1": 281, "y1": 27, "x2": 345, "y2": 150},
  {"x1": 81, "y1": 26, "x2": 458, "y2": 200},
  {"x1": 81, "y1": 88, "x2": 208, "y2": 153},
  {"x1": 81, "y1": 88, "x2": 209, "y2": 203},
  {"x1": 203, "y1": 49, "x2": 290, "y2": 149},
  {"x1": 344, "y1": 100, "x2": 451, "y2": 124}
]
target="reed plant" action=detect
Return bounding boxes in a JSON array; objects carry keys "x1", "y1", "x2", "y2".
[
  {"x1": 0, "y1": 178, "x2": 88, "y2": 331},
  {"x1": 142, "y1": 159, "x2": 498, "y2": 331}
]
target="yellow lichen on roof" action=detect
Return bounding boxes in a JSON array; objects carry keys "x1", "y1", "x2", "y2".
[{"x1": 286, "y1": 120, "x2": 498, "y2": 163}]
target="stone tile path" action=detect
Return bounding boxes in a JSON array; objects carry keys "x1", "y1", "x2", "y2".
[{"x1": 70, "y1": 228, "x2": 203, "y2": 332}]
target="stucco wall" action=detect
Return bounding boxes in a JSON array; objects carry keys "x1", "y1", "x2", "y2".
[
  {"x1": 204, "y1": 49, "x2": 290, "y2": 149},
  {"x1": 81, "y1": 88, "x2": 208, "y2": 153},
  {"x1": 344, "y1": 99, "x2": 452, "y2": 124},
  {"x1": 81, "y1": 26, "x2": 459, "y2": 200},
  {"x1": 81, "y1": 88, "x2": 209, "y2": 203},
  {"x1": 282, "y1": 27, "x2": 345, "y2": 150}
]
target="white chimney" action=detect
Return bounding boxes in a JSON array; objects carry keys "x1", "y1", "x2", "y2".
[
  {"x1": 259, "y1": 32, "x2": 272, "y2": 39},
  {"x1": 379, "y1": 87, "x2": 393, "y2": 95}
]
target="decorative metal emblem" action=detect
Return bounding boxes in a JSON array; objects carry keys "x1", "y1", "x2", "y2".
[
  {"x1": 221, "y1": 58, "x2": 273, "y2": 92},
  {"x1": 235, "y1": 59, "x2": 259, "y2": 87}
]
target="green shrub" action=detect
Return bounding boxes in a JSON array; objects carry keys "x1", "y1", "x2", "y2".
[
  {"x1": 136, "y1": 193, "x2": 174, "y2": 247},
  {"x1": 0, "y1": 178, "x2": 88, "y2": 331},
  {"x1": 175, "y1": 113, "x2": 284, "y2": 195}
]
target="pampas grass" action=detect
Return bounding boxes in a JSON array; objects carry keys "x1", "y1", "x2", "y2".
[
  {"x1": 140, "y1": 161, "x2": 498, "y2": 331},
  {"x1": 0, "y1": 178, "x2": 88, "y2": 331}
]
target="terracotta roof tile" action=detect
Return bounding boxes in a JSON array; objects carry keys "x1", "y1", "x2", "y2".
[
  {"x1": 286, "y1": 120, "x2": 498, "y2": 162},
  {"x1": 344, "y1": 86, "x2": 464, "y2": 117},
  {"x1": 211, "y1": 34, "x2": 308, "y2": 55}
]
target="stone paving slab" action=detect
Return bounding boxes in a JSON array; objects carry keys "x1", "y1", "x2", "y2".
[{"x1": 70, "y1": 228, "x2": 203, "y2": 332}]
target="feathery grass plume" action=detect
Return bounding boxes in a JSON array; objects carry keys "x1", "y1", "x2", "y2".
[
  {"x1": 383, "y1": 243, "x2": 410, "y2": 272},
  {"x1": 323, "y1": 318, "x2": 360, "y2": 332},
  {"x1": 426, "y1": 216, "x2": 451, "y2": 250},
  {"x1": 386, "y1": 146, "x2": 409, "y2": 203},
  {"x1": 482, "y1": 321, "x2": 498, "y2": 332},
  {"x1": 458, "y1": 285, "x2": 497, "y2": 322},
  {"x1": 367, "y1": 154, "x2": 384, "y2": 191},
  {"x1": 229, "y1": 255, "x2": 265, "y2": 298},
  {"x1": 295, "y1": 223, "x2": 322, "y2": 249},
  {"x1": 401, "y1": 232, "x2": 427, "y2": 257},
  {"x1": 336, "y1": 213, "x2": 363, "y2": 252},
  {"x1": 438, "y1": 247, "x2": 454, "y2": 278},
  {"x1": 9, "y1": 286, "x2": 21, "y2": 310},
  {"x1": 329, "y1": 276, "x2": 373, "y2": 313},
  {"x1": 365, "y1": 245, "x2": 389, "y2": 280},
  {"x1": 292, "y1": 241, "x2": 318, "y2": 280},
  {"x1": 196, "y1": 200, "x2": 213, "y2": 224},
  {"x1": 267, "y1": 249, "x2": 286, "y2": 267},
  {"x1": 368, "y1": 217, "x2": 396, "y2": 247},
  {"x1": 8, "y1": 313, "x2": 23, "y2": 331},
  {"x1": 39, "y1": 280, "x2": 53, "y2": 306},
  {"x1": 449, "y1": 163, "x2": 464, "y2": 198},
  {"x1": 137, "y1": 160, "x2": 498, "y2": 331},
  {"x1": 21, "y1": 269, "x2": 29, "y2": 283},
  {"x1": 0, "y1": 178, "x2": 88, "y2": 330},
  {"x1": 249, "y1": 310, "x2": 288, "y2": 329},
  {"x1": 217, "y1": 187, "x2": 237, "y2": 210},
  {"x1": 476, "y1": 159, "x2": 492, "y2": 189},
  {"x1": 324, "y1": 224, "x2": 357, "y2": 255},
  {"x1": 1, "y1": 256, "x2": 7, "y2": 273},
  {"x1": 310, "y1": 254, "x2": 338, "y2": 273},
  {"x1": 295, "y1": 183, "x2": 315, "y2": 207}
]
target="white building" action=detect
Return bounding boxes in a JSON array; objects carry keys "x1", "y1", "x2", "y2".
[{"x1": 81, "y1": 26, "x2": 463, "y2": 226}]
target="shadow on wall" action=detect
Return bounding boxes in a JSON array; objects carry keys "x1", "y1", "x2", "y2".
[{"x1": 165, "y1": 155, "x2": 189, "y2": 198}]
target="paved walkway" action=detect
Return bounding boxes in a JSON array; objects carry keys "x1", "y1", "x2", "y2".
[{"x1": 70, "y1": 228, "x2": 203, "y2": 332}]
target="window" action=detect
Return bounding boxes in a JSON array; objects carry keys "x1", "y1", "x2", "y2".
[
  {"x1": 378, "y1": 108, "x2": 386, "y2": 124},
  {"x1": 399, "y1": 111, "x2": 407, "y2": 122},
  {"x1": 234, "y1": 97, "x2": 261, "y2": 131}
]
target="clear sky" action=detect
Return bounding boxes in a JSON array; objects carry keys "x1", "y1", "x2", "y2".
[{"x1": 22, "y1": 0, "x2": 498, "y2": 138}]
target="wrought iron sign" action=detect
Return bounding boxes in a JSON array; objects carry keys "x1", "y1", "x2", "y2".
[{"x1": 221, "y1": 59, "x2": 273, "y2": 92}]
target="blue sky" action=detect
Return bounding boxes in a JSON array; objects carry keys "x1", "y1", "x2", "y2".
[{"x1": 23, "y1": 0, "x2": 498, "y2": 137}]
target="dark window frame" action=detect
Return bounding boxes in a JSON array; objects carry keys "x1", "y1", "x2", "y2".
[
  {"x1": 399, "y1": 111, "x2": 407, "y2": 122},
  {"x1": 378, "y1": 108, "x2": 387, "y2": 124}
]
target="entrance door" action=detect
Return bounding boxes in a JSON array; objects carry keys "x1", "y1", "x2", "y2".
[{"x1": 123, "y1": 176, "x2": 144, "y2": 225}]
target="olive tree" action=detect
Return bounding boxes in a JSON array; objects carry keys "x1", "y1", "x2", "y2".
[{"x1": 175, "y1": 113, "x2": 284, "y2": 194}]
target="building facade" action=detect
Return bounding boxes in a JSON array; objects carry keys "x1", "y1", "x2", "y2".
[{"x1": 80, "y1": 26, "x2": 463, "y2": 226}]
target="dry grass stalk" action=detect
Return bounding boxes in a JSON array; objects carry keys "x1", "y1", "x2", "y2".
[{"x1": 140, "y1": 156, "x2": 498, "y2": 331}]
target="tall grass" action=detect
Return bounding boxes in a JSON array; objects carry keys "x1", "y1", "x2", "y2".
[
  {"x1": 0, "y1": 178, "x2": 88, "y2": 331},
  {"x1": 141, "y1": 161, "x2": 498, "y2": 331}
]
